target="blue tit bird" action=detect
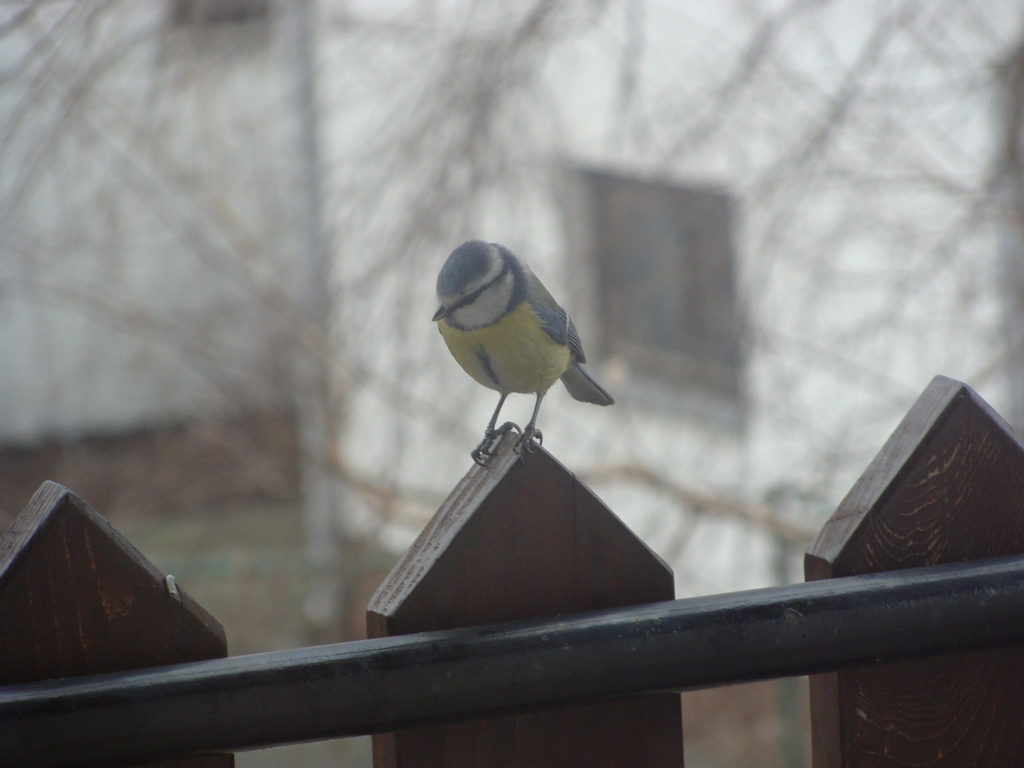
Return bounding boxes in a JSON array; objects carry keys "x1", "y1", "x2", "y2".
[{"x1": 433, "y1": 240, "x2": 614, "y2": 464}]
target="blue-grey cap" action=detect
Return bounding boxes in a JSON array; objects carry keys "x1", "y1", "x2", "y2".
[{"x1": 436, "y1": 240, "x2": 495, "y2": 299}]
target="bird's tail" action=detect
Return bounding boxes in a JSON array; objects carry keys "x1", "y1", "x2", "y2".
[{"x1": 560, "y1": 361, "x2": 614, "y2": 406}]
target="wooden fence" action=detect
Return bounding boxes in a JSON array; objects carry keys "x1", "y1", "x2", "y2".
[{"x1": 2, "y1": 375, "x2": 1024, "y2": 767}]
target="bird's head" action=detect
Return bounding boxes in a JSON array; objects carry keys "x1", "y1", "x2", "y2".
[{"x1": 433, "y1": 240, "x2": 520, "y2": 330}]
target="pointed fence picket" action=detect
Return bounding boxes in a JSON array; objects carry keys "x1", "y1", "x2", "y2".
[
  {"x1": 0, "y1": 481, "x2": 232, "y2": 768},
  {"x1": 366, "y1": 433, "x2": 682, "y2": 768},
  {"x1": 806, "y1": 376, "x2": 1024, "y2": 767}
]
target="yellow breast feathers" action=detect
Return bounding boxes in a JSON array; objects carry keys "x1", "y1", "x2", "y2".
[{"x1": 437, "y1": 302, "x2": 571, "y2": 395}]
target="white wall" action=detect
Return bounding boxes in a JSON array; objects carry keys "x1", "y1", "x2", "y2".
[{"x1": 0, "y1": 2, "x2": 308, "y2": 443}]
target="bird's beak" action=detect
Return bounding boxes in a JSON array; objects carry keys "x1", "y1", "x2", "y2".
[{"x1": 432, "y1": 306, "x2": 449, "y2": 322}]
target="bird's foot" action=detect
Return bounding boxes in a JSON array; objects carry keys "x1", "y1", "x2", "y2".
[
  {"x1": 514, "y1": 426, "x2": 543, "y2": 458},
  {"x1": 471, "y1": 422, "x2": 521, "y2": 466}
]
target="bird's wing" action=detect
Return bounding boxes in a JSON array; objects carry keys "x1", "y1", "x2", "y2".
[
  {"x1": 528, "y1": 273, "x2": 587, "y2": 364},
  {"x1": 566, "y1": 316, "x2": 586, "y2": 364}
]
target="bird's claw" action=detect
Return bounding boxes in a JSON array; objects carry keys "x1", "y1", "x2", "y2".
[
  {"x1": 470, "y1": 441, "x2": 492, "y2": 466},
  {"x1": 471, "y1": 422, "x2": 521, "y2": 466},
  {"x1": 514, "y1": 426, "x2": 543, "y2": 458}
]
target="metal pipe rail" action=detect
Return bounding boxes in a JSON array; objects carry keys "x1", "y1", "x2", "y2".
[{"x1": 4, "y1": 556, "x2": 1024, "y2": 768}]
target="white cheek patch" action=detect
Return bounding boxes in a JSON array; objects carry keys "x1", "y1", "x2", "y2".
[{"x1": 450, "y1": 273, "x2": 515, "y2": 329}]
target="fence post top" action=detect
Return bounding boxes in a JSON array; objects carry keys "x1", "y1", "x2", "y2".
[
  {"x1": 367, "y1": 430, "x2": 674, "y2": 637},
  {"x1": 807, "y1": 375, "x2": 1024, "y2": 580},
  {"x1": 0, "y1": 480, "x2": 227, "y2": 684}
]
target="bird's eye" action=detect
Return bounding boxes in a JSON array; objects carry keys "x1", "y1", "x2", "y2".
[{"x1": 449, "y1": 286, "x2": 483, "y2": 311}]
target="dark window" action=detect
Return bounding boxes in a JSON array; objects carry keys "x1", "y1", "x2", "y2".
[
  {"x1": 571, "y1": 168, "x2": 743, "y2": 402},
  {"x1": 169, "y1": 0, "x2": 269, "y2": 25}
]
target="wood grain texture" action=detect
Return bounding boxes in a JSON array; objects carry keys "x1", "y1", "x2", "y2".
[
  {"x1": 805, "y1": 376, "x2": 1024, "y2": 768},
  {"x1": 367, "y1": 432, "x2": 683, "y2": 768},
  {"x1": 0, "y1": 481, "x2": 232, "y2": 767}
]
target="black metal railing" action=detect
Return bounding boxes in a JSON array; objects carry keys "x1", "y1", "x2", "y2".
[{"x1": 3, "y1": 555, "x2": 1024, "y2": 768}]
